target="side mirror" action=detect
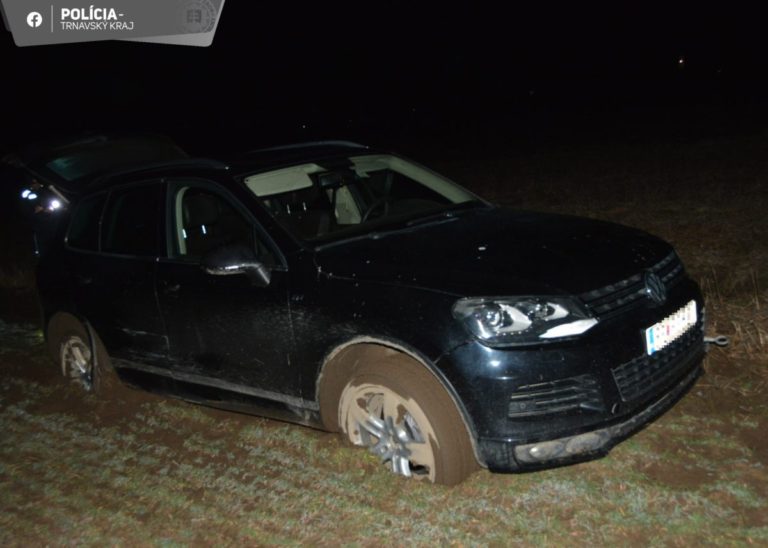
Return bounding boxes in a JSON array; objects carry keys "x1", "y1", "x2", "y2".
[{"x1": 201, "y1": 243, "x2": 271, "y2": 287}]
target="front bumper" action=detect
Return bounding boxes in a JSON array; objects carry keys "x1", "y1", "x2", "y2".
[
  {"x1": 435, "y1": 277, "x2": 706, "y2": 472},
  {"x1": 479, "y1": 361, "x2": 702, "y2": 472}
]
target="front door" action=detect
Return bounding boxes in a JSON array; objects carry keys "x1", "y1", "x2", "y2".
[{"x1": 155, "y1": 181, "x2": 297, "y2": 398}]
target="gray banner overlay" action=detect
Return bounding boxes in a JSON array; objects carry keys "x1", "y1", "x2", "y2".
[
  {"x1": 1, "y1": 0, "x2": 225, "y2": 46},
  {"x1": 0, "y1": 3, "x2": 10, "y2": 33}
]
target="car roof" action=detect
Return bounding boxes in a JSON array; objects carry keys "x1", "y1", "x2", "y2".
[
  {"x1": 85, "y1": 141, "x2": 380, "y2": 192},
  {"x1": 225, "y1": 140, "x2": 373, "y2": 174},
  {"x1": 85, "y1": 158, "x2": 231, "y2": 192}
]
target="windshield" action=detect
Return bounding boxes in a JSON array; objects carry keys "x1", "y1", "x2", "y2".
[{"x1": 243, "y1": 154, "x2": 481, "y2": 242}]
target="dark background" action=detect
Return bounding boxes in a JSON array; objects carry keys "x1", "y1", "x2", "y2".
[{"x1": 1, "y1": 3, "x2": 767, "y2": 157}]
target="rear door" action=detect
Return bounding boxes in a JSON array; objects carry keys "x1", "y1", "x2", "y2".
[{"x1": 69, "y1": 181, "x2": 168, "y2": 366}]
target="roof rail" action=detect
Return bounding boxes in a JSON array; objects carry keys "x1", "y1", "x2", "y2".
[
  {"x1": 90, "y1": 157, "x2": 229, "y2": 185},
  {"x1": 247, "y1": 140, "x2": 368, "y2": 154}
]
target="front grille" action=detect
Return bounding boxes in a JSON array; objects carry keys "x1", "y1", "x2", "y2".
[
  {"x1": 508, "y1": 374, "x2": 605, "y2": 418},
  {"x1": 580, "y1": 251, "x2": 685, "y2": 319},
  {"x1": 612, "y1": 324, "x2": 703, "y2": 403}
]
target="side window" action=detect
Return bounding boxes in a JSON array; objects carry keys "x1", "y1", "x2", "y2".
[
  {"x1": 172, "y1": 186, "x2": 274, "y2": 264},
  {"x1": 67, "y1": 193, "x2": 106, "y2": 251},
  {"x1": 102, "y1": 184, "x2": 163, "y2": 257}
]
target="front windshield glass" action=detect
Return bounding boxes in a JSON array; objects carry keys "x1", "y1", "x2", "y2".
[{"x1": 243, "y1": 154, "x2": 480, "y2": 242}]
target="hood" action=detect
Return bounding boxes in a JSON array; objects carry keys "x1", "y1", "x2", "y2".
[{"x1": 314, "y1": 206, "x2": 673, "y2": 296}]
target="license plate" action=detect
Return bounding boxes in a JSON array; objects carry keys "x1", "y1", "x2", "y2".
[{"x1": 644, "y1": 300, "x2": 697, "y2": 356}]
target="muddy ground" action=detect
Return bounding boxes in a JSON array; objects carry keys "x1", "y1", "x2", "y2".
[{"x1": 1, "y1": 135, "x2": 767, "y2": 545}]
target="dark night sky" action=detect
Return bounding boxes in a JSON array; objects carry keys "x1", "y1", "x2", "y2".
[{"x1": 2, "y1": 3, "x2": 767, "y2": 154}]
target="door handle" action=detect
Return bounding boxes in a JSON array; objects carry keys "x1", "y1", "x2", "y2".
[{"x1": 75, "y1": 274, "x2": 92, "y2": 286}]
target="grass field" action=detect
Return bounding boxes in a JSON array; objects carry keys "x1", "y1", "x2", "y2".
[{"x1": 1, "y1": 134, "x2": 766, "y2": 545}]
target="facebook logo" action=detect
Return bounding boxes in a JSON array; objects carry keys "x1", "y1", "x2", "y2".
[{"x1": 26, "y1": 11, "x2": 43, "y2": 28}]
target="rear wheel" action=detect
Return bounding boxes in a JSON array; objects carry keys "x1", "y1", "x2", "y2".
[
  {"x1": 47, "y1": 314, "x2": 119, "y2": 395},
  {"x1": 338, "y1": 355, "x2": 477, "y2": 485}
]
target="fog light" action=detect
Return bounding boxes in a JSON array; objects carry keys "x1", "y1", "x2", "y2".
[
  {"x1": 529, "y1": 440, "x2": 564, "y2": 459},
  {"x1": 564, "y1": 432, "x2": 604, "y2": 455},
  {"x1": 515, "y1": 440, "x2": 566, "y2": 463}
]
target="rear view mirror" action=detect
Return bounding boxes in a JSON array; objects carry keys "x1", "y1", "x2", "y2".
[{"x1": 201, "y1": 243, "x2": 271, "y2": 287}]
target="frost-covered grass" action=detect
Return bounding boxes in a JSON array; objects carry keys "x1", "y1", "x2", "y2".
[{"x1": 0, "y1": 352, "x2": 765, "y2": 546}]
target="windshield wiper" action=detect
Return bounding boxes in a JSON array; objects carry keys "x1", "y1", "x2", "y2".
[
  {"x1": 404, "y1": 201, "x2": 484, "y2": 228},
  {"x1": 313, "y1": 213, "x2": 457, "y2": 250},
  {"x1": 313, "y1": 201, "x2": 486, "y2": 251},
  {"x1": 404, "y1": 210, "x2": 458, "y2": 228}
]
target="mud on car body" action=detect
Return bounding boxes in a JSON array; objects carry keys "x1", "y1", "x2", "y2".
[{"x1": 36, "y1": 141, "x2": 706, "y2": 485}]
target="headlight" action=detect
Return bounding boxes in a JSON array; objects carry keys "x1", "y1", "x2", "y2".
[{"x1": 452, "y1": 297, "x2": 598, "y2": 346}]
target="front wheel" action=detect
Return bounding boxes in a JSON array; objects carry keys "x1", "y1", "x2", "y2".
[{"x1": 338, "y1": 356, "x2": 477, "y2": 485}]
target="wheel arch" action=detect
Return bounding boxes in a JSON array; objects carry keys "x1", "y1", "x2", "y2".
[{"x1": 315, "y1": 335, "x2": 484, "y2": 466}]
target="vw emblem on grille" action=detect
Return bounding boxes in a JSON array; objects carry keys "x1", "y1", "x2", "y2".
[{"x1": 643, "y1": 271, "x2": 667, "y2": 305}]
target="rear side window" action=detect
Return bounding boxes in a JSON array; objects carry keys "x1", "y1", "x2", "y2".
[
  {"x1": 67, "y1": 193, "x2": 106, "y2": 251},
  {"x1": 102, "y1": 184, "x2": 163, "y2": 256}
]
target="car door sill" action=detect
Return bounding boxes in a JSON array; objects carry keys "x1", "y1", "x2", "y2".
[{"x1": 112, "y1": 358, "x2": 319, "y2": 411}]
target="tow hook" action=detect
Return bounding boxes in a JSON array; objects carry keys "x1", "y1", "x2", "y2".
[{"x1": 704, "y1": 335, "x2": 730, "y2": 349}]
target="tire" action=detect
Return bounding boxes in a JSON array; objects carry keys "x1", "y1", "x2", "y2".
[
  {"x1": 46, "y1": 313, "x2": 120, "y2": 395},
  {"x1": 338, "y1": 355, "x2": 477, "y2": 485}
]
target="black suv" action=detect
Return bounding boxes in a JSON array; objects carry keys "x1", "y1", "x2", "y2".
[{"x1": 37, "y1": 141, "x2": 705, "y2": 485}]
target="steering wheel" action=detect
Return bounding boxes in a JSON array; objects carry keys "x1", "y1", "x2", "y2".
[{"x1": 361, "y1": 198, "x2": 391, "y2": 223}]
